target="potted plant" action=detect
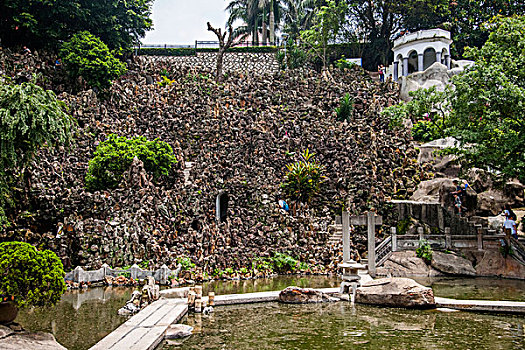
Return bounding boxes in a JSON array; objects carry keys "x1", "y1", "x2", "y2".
[{"x1": 0, "y1": 241, "x2": 66, "y2": 324}]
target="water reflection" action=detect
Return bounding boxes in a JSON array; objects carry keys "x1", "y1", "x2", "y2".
[
  {"x1": 170, "y1": 303, "x2": 525, "y2": 350},
  {"x1": 17, "y1": 287, "x2": 132, "y2": 350}
]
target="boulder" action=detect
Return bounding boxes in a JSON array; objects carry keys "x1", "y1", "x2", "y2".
[
  {"x1": 411, "y1": 178, "x2": 449, "y2": 203},
  {"x1": 356, "y1": 277, "x2": 435, "y2": 309},
  {"x1": 377, "y1": 251, "x2": 443, "y2": 277},
  {"x1": 165, "y1": 324, "x2": 193, "y2": 339},
  {"x1": 431, "y1": 251, "x2": 476, "y2": 276},
  {"x1": 278, "y1": 286, "x2": 333, "y2": 304},
  {"x1": 476, "y1": 190, "x2": 509, "y2": 216},
  {"x1": 0, "y1": 332, "x2": 66, "y2": 350},
  {"x1": 475, "y1": 250, "x2": 525, "y2": 279}
]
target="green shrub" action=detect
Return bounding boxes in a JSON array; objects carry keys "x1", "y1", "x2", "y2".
[
  {"x1": 335, "y1": 93, "x2": 354, "y2": 122},
  {"x1": 335, "y1": 57, "x2": 356, "y2": 70},
  {"x1": 276, "y1": 44, "x2": 308, "y2": 70},
  {"x1": 271, "y1": 253, "x2": 299, "y2": 273},
  {"x1": 281, "y1": 149, "x2": 324, "y2": 203},
  {"x1": 411, "y1": 119, "x2": 443, "y2": 142},
  {"x1": 85, "y1": 134, "x2": 177, "y2": 191},
  {"x1": 416, "y1": 240, "x2": 433, "y2": 264},
  {"x1": 60, "y1": 31, "x2": 127, "y2": 91},
  {"x1": 0, "y1": 241, "x2": 66, "y2": 308},
  {"x1": 178, "y1": 257, "x2": 195, "y2": 271}
]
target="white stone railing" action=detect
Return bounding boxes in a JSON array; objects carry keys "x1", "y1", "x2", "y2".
[{"x1": 64, "y1": 263, "x2": 181, "y2": 285}]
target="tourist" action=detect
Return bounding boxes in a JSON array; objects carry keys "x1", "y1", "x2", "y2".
[
  {"x1": 378, "y1": 65, "x2": 385, "y2": 83},
  {"x1": 55, "y1": 58, "x2": 62, "y2": 70},
  {"x1": 453, "y1": 194, "x2": 462, "y2": 216},
  {"x1": 22, "y1": 46, "x2": 31, "y2": 55},
  {"x1": 503, "y1": 215, "x2": 518, "y2": 239},
  {"x1": 451, "y1": 180, "x2": 468, "y2": 213},
  {"x1": 502, "y1": 204, "x2": 517, "y2": 221}
]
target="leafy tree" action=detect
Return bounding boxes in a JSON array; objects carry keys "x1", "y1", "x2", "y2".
[
  {"x1": 0, "y1": 80, "x2": 73, "y2": 226},
  {"x1": 85, "y1": 134, "x2": 178, "y2": 191},
  {"x1": 281, "y1": 149, "x2": 325, "y2": 203},
  {"x1": 60, "y1": 31, "x2": 127, "y2": 92},
  {"x1": 300, "y1": 0, "x2": 347, "y2": 69},
  {"x1": 0, "y1": 0, "x2": 153, "y2": 50},
  {"x1": 0, "y1": 241, "x2": 66, "y2": 309},
  {"x1": 448, "y1": 0, "x2": 525, "y2": 57}
]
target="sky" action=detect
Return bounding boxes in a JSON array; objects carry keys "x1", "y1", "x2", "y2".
[{"x1": 142, "y1": 0, "x2": 230, "y2": 46}]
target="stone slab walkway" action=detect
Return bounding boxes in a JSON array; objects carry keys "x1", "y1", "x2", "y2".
[
  {"x1": 435, "y1": 297, "x2": 525, "y2": 314},
  {"x1": 207, "y1": 288, "x2": 340, "y2": 306},
  {"x1": 89, "y1": 298, "x2": 187, "y2": 350}
]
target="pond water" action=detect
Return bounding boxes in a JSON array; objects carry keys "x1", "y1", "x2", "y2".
[
  {"x1": 166, "y1": 302, "x2": 525, "y2": 350},
  {"x1": 16, "y1": 276, "x2": 525, "y2": 350}
]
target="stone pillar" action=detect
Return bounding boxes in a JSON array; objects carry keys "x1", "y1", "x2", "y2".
[
  {"x1": 393, "y1": 61, "x2": 399, "y2": 81},
  {"x1": 342, "y1": 211, "x2": 350, "y2": 262},
  {"x1": 445, "y1": 227, "x2": 452, "y2": 249},
  {"x1": 477, "y1": 227, "x2": 484, "y2": 251},
  {"x1": 418, "y1": 227, "x2": 424, "y2": 241},
  {"x1": 367, "y1": 211, "x2": 376, "y2": 277},
  {"x1": 391, "y1": 227, "x2": 397, "y2": 252},
  {"x1": 403, "y1": 57, "x2": 409, "y2": 76},
  {"x1": 436, "y1": 51, "x2": 442, "y2": 65},
  {"x1": 445, "y1": 55, "x2": 451, "y2": 69},
  {"x1": 418, "y1": 53, "x2": 424, "y2": 71}
]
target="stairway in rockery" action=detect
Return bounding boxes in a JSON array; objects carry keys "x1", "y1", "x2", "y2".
[
  {"x1": 510, "y1": 237, "x2": 525, "y2": 265},
  {"x1": 327, "y1": 224, "x2": 343, "y2": 246},
  {"x1": 183, "y1": 162, "x2": 194, "y2": 186}
]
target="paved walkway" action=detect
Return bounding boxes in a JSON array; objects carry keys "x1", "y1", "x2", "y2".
[
  {"x1": 89, "y1": 298, "x2": 187, "y2": 350},
  {"x1": 435, "y1": 297, "x2": 525, "y2": 314}
]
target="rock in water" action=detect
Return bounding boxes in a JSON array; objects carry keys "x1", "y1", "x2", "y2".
[
  {"x1": 356, "y1": 278, "x2": 435, "y2": 309},
  {"x1": 278, "y1": 286, "x2": 330, "y2": 304},
  {"x1": 165, "y1": 324, "x2": 193, "y2": 339},
  {"x1": 0, "y1": 332, "x2": 67, "y2": 350},
  {"x1": 431, "y1": 252, "x2": 476, "y2": 276}
]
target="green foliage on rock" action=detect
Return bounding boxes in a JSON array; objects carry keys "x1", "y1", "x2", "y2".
[
  {"x1": 60, "y1": 31, "x2": 127, "y2": 91},
  {"x1": 276, "y1": 40, "x2": 307, "y2": 70},
  {"x1": 0, "y1": 80, "x2": 73, "y2": 226},
  {"x1": 335, "y1": 93, "x2": 354, "y2": 122},
  {"x1": 383, "y1": 17, "x2": 525, "y2": 182},
  {"x1": 0, "y1": 241, "x2": 66, "y2": 309},
  {"x1": 85, "y1": 134, "x2": 177, "y2": 192},
  {"x1": 271, "y1": 252, "x2": 300, "y2": 273},
  {"x1": 281, "y1": 149, "x2": 325, "y2": 203},
  {"x1": 416, "y1": 239, "x2": 433, "y2": 265}
]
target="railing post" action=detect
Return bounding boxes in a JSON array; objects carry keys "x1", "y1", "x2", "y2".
[
  {"x1": 445, "y1": 227, "x2": 452, "y2": 249},
  {"x1": 367, "y1": 211, "x2": 376, "y2": 277},
  {"x1": 418, "y1": 227, "x2": 424, "y2": 241},
  {"x1": 391, "y1": 227, "x2": 397, "y2": 252},
  {"x1": 102, "y1": 263, "x2": 110, "y2": 279},
  {"x1": 129, "y1": 264, "x2": 140, "y2": 280},
  {"x1": 159, "y1": 264, "x2": 170, "y2": 285},
  {"x1": 477, "y1": 227, "x2": 484, "y2": 251},
  {"x1": 73, "y1": 266, "x2": 84, "y2": 283}
]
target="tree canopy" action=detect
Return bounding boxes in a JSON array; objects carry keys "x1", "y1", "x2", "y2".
[
  {"x1": 0, "y1": 0, "x2": 153, "y2": 50},
  {"x1": 383, "y1": 16, "x2": 525, "y2": 182},
  {"x1": 0, "y1": 80, "x2": 73, "y2": 226}
]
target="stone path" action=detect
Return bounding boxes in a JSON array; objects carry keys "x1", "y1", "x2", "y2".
[
  {"x1": 89, "y1": 298, "x2": 187, "y2": 350},
  {"x1": 435, "y1": 297, "x2": 525, "y2": 314}
]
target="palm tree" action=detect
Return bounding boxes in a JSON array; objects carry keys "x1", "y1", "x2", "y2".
[{"x1": 226, "y1": 0, "x2": 260, "y2": 44}]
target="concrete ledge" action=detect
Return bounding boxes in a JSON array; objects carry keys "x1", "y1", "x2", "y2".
[
  {"x1": 202, "y1": 288, "x2": 340, "y2": 306},
  {"x1": 435, "y1": 297, "x2": 525, "y2": 314}
]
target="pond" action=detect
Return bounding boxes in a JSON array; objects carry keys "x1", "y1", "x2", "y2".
[
  {"x1": 165, "y1": 302, "x2": 525, "y2": 350},
  {"x1": 16, "y1": 276, "x2": 525, "y2": 350}
]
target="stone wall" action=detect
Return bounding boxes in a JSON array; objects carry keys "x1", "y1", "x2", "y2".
[
  {"x1": 140, "y1": 52, "x2": 280, "y2": 75},
  {"x1": 0, "y1": 48, "x2": 429, "y2": 273}
]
